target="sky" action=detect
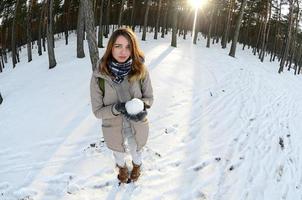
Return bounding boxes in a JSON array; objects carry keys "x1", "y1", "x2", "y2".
[{"x1": 1, "y1": 30, "x2": 302, "y2": 200}]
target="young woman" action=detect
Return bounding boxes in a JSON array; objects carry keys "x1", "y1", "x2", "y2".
[{"x1": 90, "y1": 28, "x2": 153, "y2": 183}]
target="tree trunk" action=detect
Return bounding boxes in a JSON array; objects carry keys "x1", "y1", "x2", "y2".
[
  {"x1": 288, "y1": 9, "x2": 299, "y2": 71},
  {"x1": 229, "y1": 0, "x2": 247, "y2": 57},
  {"x1": 142, "y1": 0, "x2": 151, "y2": 41},
  {"x1": 193, "y1": 9, "x2": 199, "y2": 44},
  {"x1": 77, "y1": 0, "x2": 85, "y2": 58},
  {"x1": 279, "y1": 1, "x2": 294, "y2": 73},
  {"x1": 161, "y1": 3, "x2": 168, "y2": 38},
  {"x1": 0, "y1": 51, "x2": 2, "y2": 73},
  {"x1": 207, "y1": 3, "x2": 216, "y2": 48},
  {"x1": 131, "y1": 0, "x2": 136, "y2": 30},
  {"x1": 271, "y1": 2, "x2": 281, "y2": 62},
  {"x1": 171, "y1": 0, "x2": 178, "y2": 47},
  {"x1": 260, "y1": 0, "x2": 271, "y2": 62},
  {"x1": 26, "y1": 0, "x2": 33, "y2": 62},
  {"x1": 64, "y1": 0, "x2": 71, "y2": 45},
  {"x1": 154, "y1": 0, "x2": 162, "y2": 39},
  {"x1": 38, "y1": 0, "x2": 46, "y2": 56},
  {"x1": 12, "y1": 0, "x2": 20, "y2": 68},
  {"x1": 105, "y1": 0, "x2": 111, "y2": 38},
  {"x1": 46, "y1": 0, "x2": 57, "y2": 69},
  {"x1": 98, "y1": 0, "x2": 105, "y2": 48},
  {"x1": 0, "y1": 49, "x2": 5, "y2": 70},
  {"x1": 0, "y1": 92, "x2": 3, "y2": 105},
  {"x1": 118, "y1": 0, "x2": 126, "y2": 27},
  {"x1": 222, "y1": 0, "x2": 234, "y2": 49},
  {"x1": 83, "y1": 0, "x2": 100, "y2": 71}
]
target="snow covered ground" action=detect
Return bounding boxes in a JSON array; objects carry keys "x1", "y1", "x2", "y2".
[{"x1": 1, "y1": 31, "x2": 302, "y2": 200}]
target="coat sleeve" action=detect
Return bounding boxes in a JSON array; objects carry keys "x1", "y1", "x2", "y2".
[
  {"x1": 141, "y1": 70, "x2": 154, "y2": 108},
  {"x1": 90, "y1": 75, "x2": 118, "y2": 119}
]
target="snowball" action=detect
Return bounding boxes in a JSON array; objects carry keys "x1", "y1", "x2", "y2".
[{"x1": 125, "y1": 98, "x2": 144, "y2": 115}]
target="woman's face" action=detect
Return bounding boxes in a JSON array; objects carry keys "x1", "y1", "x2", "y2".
[{"x1": 112, "y1": 35, "x2": 131, "y2": 63}]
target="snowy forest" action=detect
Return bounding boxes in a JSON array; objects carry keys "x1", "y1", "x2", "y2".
[
  {"x1": 0, "y1": 0, "x2": 302, "y2": 75},
  {"x1": 2, "y1": 0, "x2": 302, "y2": 199}
]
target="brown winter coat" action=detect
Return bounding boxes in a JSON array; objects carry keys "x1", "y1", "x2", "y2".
[{"x1": 90, "y1": 65, "x2": 153, "y2": 152}]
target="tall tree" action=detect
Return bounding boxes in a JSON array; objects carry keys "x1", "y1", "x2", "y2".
[
  {"x1": 11, "y1": 0, "x2": 20, "y2": 68},
  {"x1": 63, "y1": 0, "x2": 71, "y2": 45},
  {"x1": 38, "y1": 0, "x2": 46, "y2": 56},
  {"x1": 0, "y1": 92, "x2": 3, "y2": 105},
  {"x1": 221, "y1": 0, "x2": 235, "y2": 49},
  {"x1": 229, "y1": 0, "x2": 247, "y2": 57},
  {"x1": 154, "y1": 0, "x2": 162, "y2": 39},
  {"x1": 105, "y1": 0, "x2": 111, "y2": 38},
  {"x1": 259, "y1": 0, "x2": 271, "y2": 62},
  {"x1": 131, "y1": 0, "x2": 136, "y2": 30},
  {"x1": 279, "y1": 0, "x2": 295, "y2": 73},
  {"x1": 171, "y1": 0, "x2": 178, "y2": 47},
  {"x1": 193, "y1": 8, "x2": 200, "y2": 44},
  {"x1": 26, "y1": 0, "x2": 33, "y2": 62},
  {"x1": 98, "y1": 0, "x2": 105, "y2": 48},
  {"x1": 83, "y1": 0, "x2": 99, "y2": 71},
  {"x1": 142, "y1": 0, "x2": 151, "y2": 41},
  {"x1": 207, "y1": 2, "x2": 216, "y2": 48},
  {"x1": 46, "y1": 0, "x2": 57, "y2": 69},
  {"x1": 161, "y1": 1, "x2": 169, "y2": 38},
  {"x1": 118, "y1": 0, "x2": 126, "y2": 27},
  {"x1": 77, "y1": 0, "x2": 85, "y2": 58}
]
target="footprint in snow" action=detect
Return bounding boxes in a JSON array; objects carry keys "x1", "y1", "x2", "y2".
[
  {"x1": 0, "y1": 182, "x2": 11, "y2": 197},
  {"x1": 164, "y1": 125, "x2": 178, "y2": 134},
  {"x1": 44, "y1": 173, "x2": 76, "y2": 196},
  {"x1": 83, "y1": 139, "x2": 106, "y2": 155},
  {"x1": 13, "y1": 187, "x2": 38, "y2": 200}
]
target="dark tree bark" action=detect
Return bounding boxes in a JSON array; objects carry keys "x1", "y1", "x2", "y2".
[
  {"x1": 279, "y1": 1, "x2": 294, "y2": 73},
  {"x1": 271, "y1": 2, "x2": 281, "y2": 62},
  {"x1": 161, "y1": 1, "x2": 169, "y2": 38},
  {"x1": 252, "y1": 15, "x2": 263, "y2": 55},
  {"x1": 154, "y1": 0, "x2": 162, "y2": 39},
  {"x1": 130, "y1": 0, "x2": 136, "y2": 29},
  {"x1": 38, "y1": 0, "x2": 46, "y2": 56},
  {"x1": 83, "y1": 0, "x2": 99, "y2": 71},
  {"x1": 288, "y1": 7, "x2": 299, "y2": 71},
  {"x1": 171, "y1": 0, "x2": 178, "y2": 47},
  {"x1": 12, "y1": 0, "x2": 20, "y2": 68},
  {"x1": 63, "y1": 0, "x2": 72, "y2": 45},
  {"x1": 0, "y1": 51, "x2": 2, "y2": 73},
  {"x1": 207, "y1": 3, "x2": 216, "y2": 48},
  {"x1": 259, "y1": 0, "x2": 271, "y2": 62},
  {"x1": 229, "y1": 0, "x2": 247, "y2": 57},
  {"x1": 118, "y1": 0, "x2": 126, "y2": 27},
  {"x1": 26, "y1": 0, "x2": 33, "y2": 62},
  {"x1": 142, "y1": 0, "x2": 151, "y2": 41},
  {"x1": 77, "y1": 0, "x2": 85, "y2": 58},
  {"x1": 98, "y1": 0, "x2": 105, "y2": 48},
  {"x1": 0, "y1": 93, "x2": 3, "y2": 105},
  {"x1": 46, "y1": 0, "x2": 57, "y2": 69},
  {"x1": 222, "y1": 0, "x2": 234, "y2": 49},
  {"x1": 105, "y1": 0, "x2": 111, "y2": 38}
]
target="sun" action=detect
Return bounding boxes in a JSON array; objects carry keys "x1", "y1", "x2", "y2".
[{"x1": 188, "y1": 0, "x2": 205, "y2": 8}]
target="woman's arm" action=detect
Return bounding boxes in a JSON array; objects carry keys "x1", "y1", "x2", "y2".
[
  {"x1": 141, "y1": 70, "x2": 154, "y2": 108},
  {"x1": 90, "y1": 75, "x2": 119, "y2": 119}
]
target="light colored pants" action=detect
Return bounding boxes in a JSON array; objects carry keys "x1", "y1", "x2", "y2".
[{"x1": 113, "y1": 121, "x2": 142, "y2": 167}]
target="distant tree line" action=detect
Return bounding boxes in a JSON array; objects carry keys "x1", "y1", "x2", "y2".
[{"x1": 0, "y1": 0, "x2": 302, "y2": 75}]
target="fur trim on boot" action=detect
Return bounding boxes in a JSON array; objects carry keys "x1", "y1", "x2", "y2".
[
  {"x1": 117, "y1": 165, "x2": 129, "y2": 183},
  {"x1": 130, "y1": 162, "x2": 141, "y2": 182}
]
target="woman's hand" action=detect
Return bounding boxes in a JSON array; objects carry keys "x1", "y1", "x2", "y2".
[
  {"x1": 114, "y1": 102, "x2": 127, "y2": 114},
  {"x1": 124, "y1": 110, "x2": 147, "y2": 122}
]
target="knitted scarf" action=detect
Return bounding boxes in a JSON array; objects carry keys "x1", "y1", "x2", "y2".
[{"x1": 108, "y1": 59, "x2": 132, "y2": 84}]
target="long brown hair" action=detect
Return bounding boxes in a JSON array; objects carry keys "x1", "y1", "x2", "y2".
[{"x1": 100, "y1": 28, "x2": 146, "y2": 82}]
